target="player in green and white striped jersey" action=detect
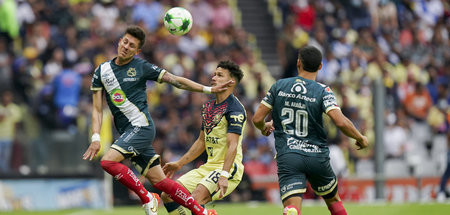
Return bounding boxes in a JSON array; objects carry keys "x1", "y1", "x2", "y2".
[{"x1": 83, "y1": 26, "x2": 223, "y2": 215}]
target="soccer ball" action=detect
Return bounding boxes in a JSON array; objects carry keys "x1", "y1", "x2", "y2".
[
  {"x1": 163, "y1": 7, "x2": 193, "y2": 36},
  {"x1": 283, "y1": 205, "x2": 299, "y2": 215}
]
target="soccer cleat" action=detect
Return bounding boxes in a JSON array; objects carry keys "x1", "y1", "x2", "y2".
[
  {"x1": 437, "y1": 191, "x2": 446, "y2": 203},
  {"x1": 142, "y1": 193, "x2": 159, "y2": 215}
]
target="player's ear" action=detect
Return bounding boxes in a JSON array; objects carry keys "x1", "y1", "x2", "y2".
[
  {"x1": 136, "y1": 48, "x2": 142, "y2": 55},
  {"x1": 318, "y1": 62, "x2": 323, "y2": 71}
]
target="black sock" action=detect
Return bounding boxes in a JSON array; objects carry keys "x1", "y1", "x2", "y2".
[{"x1": 164, "y1": 201, "x2": 182, "y2": 213}]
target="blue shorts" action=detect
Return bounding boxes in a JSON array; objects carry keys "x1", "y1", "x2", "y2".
[
  {"x1": 111, "y1": 125, "x2": 160, "y2": 175},
  {"x1": 277, "y1": 153, "x2": 337, "y2": 200}
]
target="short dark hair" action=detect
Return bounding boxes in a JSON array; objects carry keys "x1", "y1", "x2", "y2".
[
  {"x1": 125, "y1": 26, "x2": 146, "y2": 48},
  {"x1": 217, "y1": 60, "x2": 243, "y2": 83},
  {"x1": 298, "y1": 46, "x2": 322, "y2": 72}
]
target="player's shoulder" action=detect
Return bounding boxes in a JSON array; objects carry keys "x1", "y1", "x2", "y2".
[
  {"x1": 314, "y1": 81, "x2": 335, "y2": 94},
  {"x1": 95, "y1": 60, "x2": 112, "y2": 71},
  {"x1": 311, "y1": 80, "x2": 330, "y2": 89},
  {"x1": 227, "y1": 95, "x2": 246, "y2": 113},
  {"x1": 275, "y1": 77, "x2": 296, "y2": 85},
  {"x1": 131, "y1": 57, "x2": 148, "y2": 65}
]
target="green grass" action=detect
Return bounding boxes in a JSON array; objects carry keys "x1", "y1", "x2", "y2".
[{"x1": 2, "y1": 202, "x2": 450, "y2": 215}]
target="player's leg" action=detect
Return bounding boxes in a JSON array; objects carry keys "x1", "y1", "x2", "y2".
[
  {"x1": 161, "y1": 191, "x2": 190, "y2": 215},
  {"x1": 103, "y1": 126, "x2": 160, "y2": 214},
  {"x1": 322, "y1": 191, "x2": 347, "y2": 215},
  {"x1": 146, "y1": 165, "x2": 215, "y2": 215},
  {"x1": 306, "y1": 156, "x2": 346, "y2": 215},
  {"x1": 282, "y1": 195, "x2": 302, "y2": 215},
  {"x1": 277, "y1": 153, "x2": 307, "y2": 215},
  {"x1": 100, "y1": 149, "x2": 156, "y2": 205},
  {"x1": 191, "y1": 184, "x2": 212, "y2": 205},
  {"x1": 160, "y1": 168, "x2": 207, "y2": 215}
]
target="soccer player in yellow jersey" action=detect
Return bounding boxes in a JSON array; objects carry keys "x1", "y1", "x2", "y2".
[{"x1": 161, "y1": 60, "x2": 246, "y2": 215}]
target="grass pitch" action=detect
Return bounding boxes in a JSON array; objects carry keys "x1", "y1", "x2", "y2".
[{"x1": 1, "y1": 201, "x2": 450, "y2": 215}]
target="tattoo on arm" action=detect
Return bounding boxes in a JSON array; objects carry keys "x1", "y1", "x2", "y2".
[{"x1": 168, "y1": 75, "x2": 183, "y2": 88}]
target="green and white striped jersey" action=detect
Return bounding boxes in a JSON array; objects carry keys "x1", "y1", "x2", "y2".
[{"x1": 91, "y1": 57, "x2": 166, "y2": 134}]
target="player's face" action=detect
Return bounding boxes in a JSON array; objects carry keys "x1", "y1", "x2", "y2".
[
  {"x1": 117, "y1": 34, "x2": 141, "y2": 61},
  {"x1": 211, "y1": 67, "x2": 233, "y2": 87}
]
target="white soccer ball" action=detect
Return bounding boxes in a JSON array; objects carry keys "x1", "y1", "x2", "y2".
[{"x1": 163, "y1": 7, "x2": 193, "y2": 36}]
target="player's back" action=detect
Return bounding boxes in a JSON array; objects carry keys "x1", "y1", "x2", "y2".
[{"x1": 263, "y1": 76, "x2": 339, "y2": 157}]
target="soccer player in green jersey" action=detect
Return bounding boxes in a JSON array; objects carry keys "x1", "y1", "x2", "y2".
[
  {"x1": 252, "y1": 46, "x2": 369, "y2": 215},
  {"x1": 160, "y1": 60, "x2": 246, "y2": 215},
  {"x1": 82, "y1": 26, "x2": 228, "y2": 215}
]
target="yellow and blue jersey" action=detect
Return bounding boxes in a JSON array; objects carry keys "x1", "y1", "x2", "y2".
[{"x1": 201, "y1": 94, "x2": 246, "y2": 170}]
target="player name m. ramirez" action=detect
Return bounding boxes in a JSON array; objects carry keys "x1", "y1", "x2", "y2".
[{"x1": 278, "y1": 91, "x2": 316, "y2": 102}]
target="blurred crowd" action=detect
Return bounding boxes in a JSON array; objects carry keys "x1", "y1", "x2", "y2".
[
  {"x1": 0, "y1": 0, "x2": 276, "y2": 180},
  {"x1": 0, "y1": 0, "x2": 449, "y2": 202},
  {"x1": 276, "y1": 0, "x2": 449, "y2": 180}
]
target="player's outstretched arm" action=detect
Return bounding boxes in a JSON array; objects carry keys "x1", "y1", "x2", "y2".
[
  {"x1": 163, "y1": 131, "x2": 206, "y2": 178},
  {"x1": 161, "y1": 71, "x2": 233, "y2": 93},
  {"x1": 83, "y1": 90, "x2": 103, "y2": 161},
  {"x1": 252, "y1": 104, "x2": 274, "y2": 136},
  {"x1": 327, "y1": 109, "x2": 369, "y2": 150}
]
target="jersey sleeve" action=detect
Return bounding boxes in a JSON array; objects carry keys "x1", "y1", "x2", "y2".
[
  {"x1": 142, "y1": 61, "x2": 167, "y2": 83},
  {"x1": 261, "y1": 83, "x2": 276, "y2": 109},
  {"x1": 91, "y1": 65, "x2": 103, "y2": 91},
  {"x1": 322, "y1": 86, "x2": 340, "y2": 113},
  {"x1": 225, "y1": 109, "x2": 246, "y2": 135}
]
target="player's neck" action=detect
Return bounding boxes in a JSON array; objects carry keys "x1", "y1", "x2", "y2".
[
  {"x1": 298, "y1": 70, "x2": 317, "y2": 80},
  {"x1": 115, "y1": 56, "x2": 133, "y2": 66},
  {"x1": 215, "y1": 90, "x2": 232, "y2": 104}
]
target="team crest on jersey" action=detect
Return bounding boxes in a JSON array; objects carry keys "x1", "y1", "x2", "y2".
[
  {"x1": 291, "y1": 82, "x2": 307, "y2": 94},
  {"x1": 127, "y1": 68, "x2": 137, "y2": 77},
  {"x1": 202, "y1": 100, "x2": 227, "y2": 134},
  {"x1": 110, "y1": 89, "x2": 127, "y2": 106}
]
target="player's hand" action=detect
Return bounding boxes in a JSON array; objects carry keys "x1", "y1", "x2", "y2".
[
  {"x1": 355, "y1": 136, "x2": 369, "y2": 150},
  {"x1": 162, "y1": 162, "x2": 181, "y2": 178},
  {"x1": 211, "y1": 80, "x2": 234, "y2": 93},
  {"x1": 261, "y1": 120, "x2": 274, "y2": 136},
  {"x1": 83, "y1": 141, "x2": 101, "y2": 161},
  {"x1": 216, "y1": 176, "x2": 228, "y2": 199}
]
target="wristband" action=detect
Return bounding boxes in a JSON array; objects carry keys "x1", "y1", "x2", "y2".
[
  {"x1": 91, "y1": 133, "x2": 101, "y2": 142},
  {"x1": 203, "y1": 86, "x2": 212, "y2": 94},
  {"x1": 220, "y1": 170, "x2": 230, "y2": 178}
]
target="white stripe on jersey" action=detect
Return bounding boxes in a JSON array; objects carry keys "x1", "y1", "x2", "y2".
[{"x1": 100, "y1": 62, "x2": 149, "y2": 127}]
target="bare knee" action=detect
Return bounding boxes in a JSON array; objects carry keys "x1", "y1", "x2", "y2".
[
  {"x1": 145, "y1": 165, "x2": 167, "y2": 185},
  {"x1": 191, "y1": 193, "x2": 209, "y2": 205},
  {"x1": 191, "y1": 188, "x2": 211, "y2": 205}
]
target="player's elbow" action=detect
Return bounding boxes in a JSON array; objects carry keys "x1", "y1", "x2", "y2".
[{"x1": 334, "y1": 120, "x2": 346, "y2": 128}]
